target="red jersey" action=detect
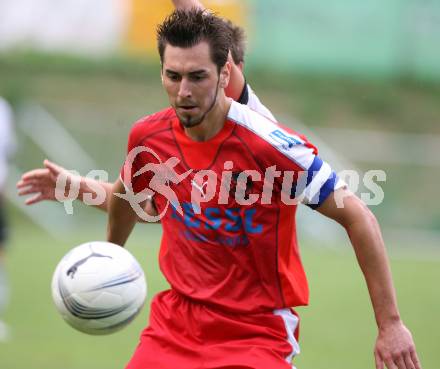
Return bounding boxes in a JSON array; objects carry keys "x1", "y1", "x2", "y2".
[{"x1": 121, "y1": 101, "x2": 344, "y2": 314}]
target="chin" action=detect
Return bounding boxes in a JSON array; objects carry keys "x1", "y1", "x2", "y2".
[{"x1": 178, "y1": 114, "x2": 204, "y2": 128}]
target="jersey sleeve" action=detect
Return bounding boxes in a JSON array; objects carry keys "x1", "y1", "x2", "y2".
[
  {"x1": 261, "y1": 126, "x2": 346, "y2": 209},
  {"x1": 119, "y1": 119, "x2": 151, "y2": 195},
  {"x1": 228, "y1": 101, "x2": 346, "y2": 209}
]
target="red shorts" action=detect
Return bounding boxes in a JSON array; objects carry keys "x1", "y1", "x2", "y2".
[{"x1": 126, "y1": 289, "x2": 300, "y2": 369}]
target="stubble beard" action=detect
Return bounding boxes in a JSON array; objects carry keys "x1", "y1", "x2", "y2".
[
  {"x1": 177, "y1": 78, "x2": 220, "y2": 129},
  {"x1": 178, "y1": 113, "x2": 204, "y2": 128}
]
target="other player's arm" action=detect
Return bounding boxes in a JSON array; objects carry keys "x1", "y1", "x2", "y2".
[
  {"x1": 107, "y1": 178, "x2": 139, "y2": 246},
  {"x1": 317, "y1": 188, "x2": 421, "y2": 369}
]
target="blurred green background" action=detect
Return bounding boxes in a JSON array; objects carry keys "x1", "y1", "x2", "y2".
[
  {"x1": 1, "y1": 0, "x2": 440, "y2": 368},
  {"x1": 0, "y1": 51, "x2": 438, "y2": 369}
]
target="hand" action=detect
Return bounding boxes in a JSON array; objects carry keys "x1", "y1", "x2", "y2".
[
  {"x1": 374, "y1": 320, "x2": 421, "y2": 369},
  {"x1": 17, "y1": 159, "x2": 74, "y2": 205}
]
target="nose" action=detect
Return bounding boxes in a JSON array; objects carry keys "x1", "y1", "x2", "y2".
[{"x1": 177, "y1": 78, "x2": 192, "y2": 99}]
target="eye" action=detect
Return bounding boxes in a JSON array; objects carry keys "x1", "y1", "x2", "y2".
[
  {"x1": 166, "y1": 72, "x2": 181, "y2": 82},
  {"x1": 189, "y1": 74, "x2": 206, "y2": 82}
]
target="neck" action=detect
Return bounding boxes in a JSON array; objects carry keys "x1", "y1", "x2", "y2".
[{"x1": 183, "y1": 93, "x2": 232, "y2": 142}]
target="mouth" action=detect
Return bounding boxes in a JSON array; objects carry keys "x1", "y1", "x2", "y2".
[{"x1": 177, "y1": 105, "x2": 198, "y2": 112}]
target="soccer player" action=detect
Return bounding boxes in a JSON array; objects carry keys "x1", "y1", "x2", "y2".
[
  {"x1": 0, "y1": 97, "x2": 15, "y2": 341},
  {"x1": 16, "y1": 0, "x2": 271, "y2": 216},
  {"x1": 107, "y1": 9, "x2": 421, "y2": 369}
]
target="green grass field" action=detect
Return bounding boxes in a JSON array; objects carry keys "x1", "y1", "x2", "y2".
[{"x1": 0, "y1": 211, "x2": 438, "y2": 369}]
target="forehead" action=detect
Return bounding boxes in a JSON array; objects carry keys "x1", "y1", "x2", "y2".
[{"x1": 162, "y1": 41, "x2": 216, "y2": 73}]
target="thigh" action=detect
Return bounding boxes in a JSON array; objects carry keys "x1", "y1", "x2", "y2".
[
  {"x1": 125, "y1": 290, "x2": 300, "y2": 369},
  {"x1": 199, "y1": 307, "x2": 299, "y2": 369},
  {"x1": 126, "y1": 334, "x2": 200, "y2": 369},
  {"x1": 125, "y1": 290, "x2": 202, "y2": 369}
]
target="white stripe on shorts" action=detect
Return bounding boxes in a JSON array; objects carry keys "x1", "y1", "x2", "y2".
[{"x1": 273, "y1": 308, "x2": 300, "y2": 365}]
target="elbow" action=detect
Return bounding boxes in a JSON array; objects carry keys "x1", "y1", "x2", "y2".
[{"x1": 340, "y1": 195, "x2": 379, "y2": 231}]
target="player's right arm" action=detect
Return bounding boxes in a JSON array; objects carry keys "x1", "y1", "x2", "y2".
[
  {"x1": 107, "y1": 178, "x2": 138, "y2": 246},
  {"x1": 17, "y1": 160, "x2": 112, "y2": 211},
  {"x1": 17, "y1": 159, "x2": 159, "y2": 221}
]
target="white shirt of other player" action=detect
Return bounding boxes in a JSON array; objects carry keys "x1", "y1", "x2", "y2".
[
  {"x1": 245, "y1": 84, "x2": 276, "y2": 122},
  {"x1": 0, "y1": 97, "x2": 16, "y2": 189}
]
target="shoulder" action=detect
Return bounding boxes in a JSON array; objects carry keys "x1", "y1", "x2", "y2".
[
  {"x1": 228, "y1": 100, "x2": 306, "y2": 145},
  {"x1": 128, "y1": 107, "x2": 175, "y2": 147},
  {"x1": 228, "y1": 101, "x2": 317, "y2": 168}
]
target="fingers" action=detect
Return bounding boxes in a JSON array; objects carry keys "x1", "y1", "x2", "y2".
[
  {"x1": 19, "y1": 160, "x2": 65, "y2": 184},
  {"x1": 17, "y1": 178, "x2": 42, "y2": 190},
  {"x1": 384, "y1": 357, "x2": 398, "y2": 369},
  {"x1": 16, "y1": 179, "x2": 27, "y2": 189},
  {"x1": 16, "y1": 161, "x2": 66, "y2": 206},
  {"x1": 375, "y1": 351, "x2": 384, "y2": 369},
  {"x1": 17, "y1": 185, "x2": 40, "y2": 197},
  {"x1": 19, "y1": 168, "x2": 50, "y2": 183},
  {"x1": 375, "y1": 322, "x2": 421, "y2": 369},
  {"x1": 382, "y1": 349, "x2": 422, "y2": 369},
  {"x1": 44, "y1": 159, "x2": 64, "y2": 175},
  {"x1": 24, "y1": 193, "x2": 44, "y2": 205},
  {"x1": 394, "y1": 356, "x2": 406, "y2": 369},
  {"x1": 394, "y1": 350, "x2": 422, "y2": 369},
  {"x1": 410, "y1": 347, "x2": 422, "y2": 369},
  {"x1": 404, "y1": 352, "x2": 415, "y2": 369}
]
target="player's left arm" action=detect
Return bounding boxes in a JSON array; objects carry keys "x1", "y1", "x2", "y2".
[{"x1": 317, "y1": 188, "x2": 422, "y2": 369}]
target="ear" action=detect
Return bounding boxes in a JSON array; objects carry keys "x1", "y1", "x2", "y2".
[
  {"x1": 219, "y1": 61, "x2": 231, "y2": 89},
  {"x1": 160, "y1": 68, "x2": 164, "y2": 85}
]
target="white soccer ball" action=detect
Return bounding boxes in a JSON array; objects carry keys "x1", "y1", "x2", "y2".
[{"x1": 51, "y1": 241, "x2": 147, "y2": 335}]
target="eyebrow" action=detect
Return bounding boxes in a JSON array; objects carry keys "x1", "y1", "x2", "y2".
[
  {"x1": 164, "y1": 69, "x2": 178, "y2": 75},
  {"x1": 189, "y1": 70, "x2": 208, "y2": 75},
  {"x1": 164, "y1": 69, "x2": 208, "y2": 76}
]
